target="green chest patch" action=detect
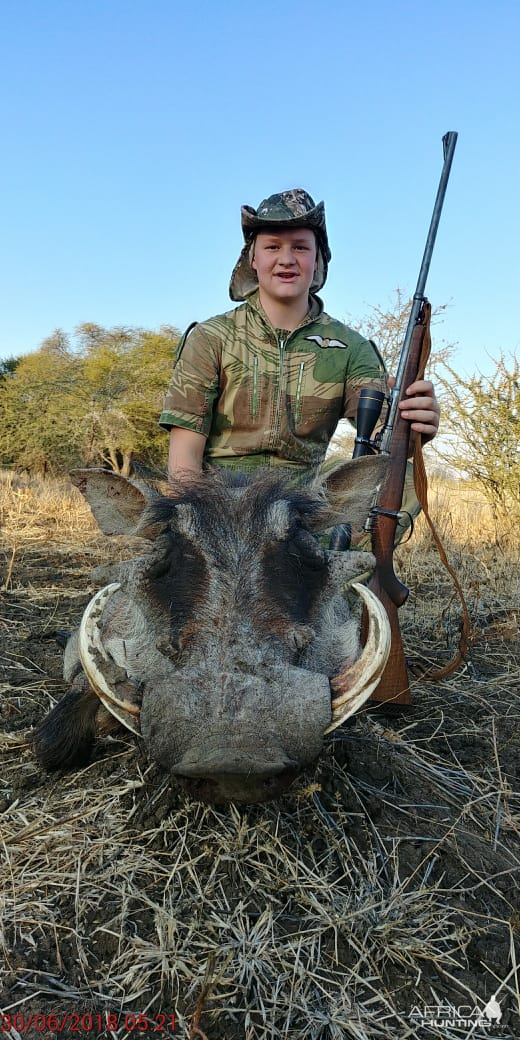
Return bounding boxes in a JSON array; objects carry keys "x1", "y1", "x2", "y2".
[{"x1": 310, "y1": 343, "x2": 349, "y2": 383}]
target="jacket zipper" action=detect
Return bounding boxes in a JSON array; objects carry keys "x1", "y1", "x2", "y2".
[
  {"x1": 294, "y1": 361, "x2": 305, "y2": 422},
  {"x1": 251, "y1": 355, "x2": 259, "y2": 417},
  {"x1": 271, "y1": 337, "x2": 286, "y2": 443}
]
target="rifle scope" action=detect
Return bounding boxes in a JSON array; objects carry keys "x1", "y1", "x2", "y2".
[{"x1": 352, "y1": 388, "x2": 386, "y2": 458}]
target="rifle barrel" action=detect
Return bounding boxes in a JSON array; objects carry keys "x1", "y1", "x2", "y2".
[{"x1": 379, "y1": 131, "x2": 458, "y2": 455}]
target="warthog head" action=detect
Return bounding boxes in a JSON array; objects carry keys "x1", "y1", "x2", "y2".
[{"x1": 34, "y1": 458, "x2": 391, "y2": 803}]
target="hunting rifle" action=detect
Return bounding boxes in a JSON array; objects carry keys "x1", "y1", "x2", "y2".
[{"x1": 353, "y1": 131, "x2": 458, "y2": 706}]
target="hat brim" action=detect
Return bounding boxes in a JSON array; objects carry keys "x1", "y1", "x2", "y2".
[{"x1": 240, "y1": 199, "x2": 329, "y2": 240}]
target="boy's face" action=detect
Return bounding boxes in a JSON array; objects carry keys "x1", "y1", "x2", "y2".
[{"x1": 251, "y1": 228, "x2": 318, "y2": 308}]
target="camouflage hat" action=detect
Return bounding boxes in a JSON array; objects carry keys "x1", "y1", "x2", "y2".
[{"x1": 229, "y1": 188, "x2": 331, "y2": 301}]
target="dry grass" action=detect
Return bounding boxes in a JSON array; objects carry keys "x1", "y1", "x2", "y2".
[
  {"x1": 0, "y1": 470, "x2": 99, "y2": 543},
  {"x1": 1, "y1": 470, "x2": 519, "y2": 1039},
  {"x1": 0, "y1": 472, "x2": 123, "y2": 594},
  {"x1": 395, "y1": 477, "x2": 520, "y2": 682}
]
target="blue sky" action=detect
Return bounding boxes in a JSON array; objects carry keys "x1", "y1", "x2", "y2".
[{"x1": 0, "y1": 0, "x2": 518, "y2": 377}]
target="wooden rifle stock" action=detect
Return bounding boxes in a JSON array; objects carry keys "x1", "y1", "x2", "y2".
[{"x1": 365, "y1": 309, "x2": 430, "y2": 706}]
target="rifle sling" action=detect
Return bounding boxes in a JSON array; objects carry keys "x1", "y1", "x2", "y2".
[{"x1": 411, "y1": 305, "x2": 472, "y2": 680}]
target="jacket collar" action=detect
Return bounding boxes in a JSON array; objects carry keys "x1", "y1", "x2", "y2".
[{"x1": 245, "y1": 289, "x2": 324, "y2": 332}]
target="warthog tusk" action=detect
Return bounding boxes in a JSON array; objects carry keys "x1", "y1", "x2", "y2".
[
  {"x1": 324, "y1": 583, "x2": 391, "y2": 734},
  {"x1": 78, "y1": 583, "x2": 141, "y2": 735}
]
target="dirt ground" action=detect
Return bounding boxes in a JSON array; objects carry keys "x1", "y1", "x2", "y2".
[{"x1": 1, "y1": 526, "x2": 519, "y2": 1039}]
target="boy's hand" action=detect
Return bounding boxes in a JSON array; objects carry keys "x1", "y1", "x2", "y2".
[{"x1": 388, "y1": 377, "x2": 440, "y2": 443}]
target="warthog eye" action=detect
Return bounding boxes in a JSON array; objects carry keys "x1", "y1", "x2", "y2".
[
  {"x1": 141, "y1": 528, "x2": 209, "y2": 640},
  {"x1": 290, "y1": 526, "x2": 326, "y2": 569},
  {"x1": 260, "y1": 518, "x2": 328, "y2": 624},
  {"x1": 145, "y1": 531, "x2": 178, "y2": 579}
]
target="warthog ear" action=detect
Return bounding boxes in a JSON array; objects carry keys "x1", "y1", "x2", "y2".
[
  {"x1": 310, "y1": 455, "x2": 389, "y2": 533},
  {"x1": 70, "y1": 469, "x2": 159, "y2": 536}
]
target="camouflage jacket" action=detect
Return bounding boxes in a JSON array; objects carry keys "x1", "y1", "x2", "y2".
[{"x1": 159, "y1": 291, "x2": 388, "y2": 470}]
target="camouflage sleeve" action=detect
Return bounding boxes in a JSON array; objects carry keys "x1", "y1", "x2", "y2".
[
  {"x1": 158, "y1": 323, "x2": 221, "y2": 433},
  {"x1": 342, "y1": 335, "x2": 389, "y2": 427}
]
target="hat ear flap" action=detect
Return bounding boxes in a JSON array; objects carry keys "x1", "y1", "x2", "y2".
[
  {"x1": 309, "y1": 246, "x2": 327, "y2": 294},
  {"x1": 229, "y1": 239, "x2": 259, "y2": 301}
]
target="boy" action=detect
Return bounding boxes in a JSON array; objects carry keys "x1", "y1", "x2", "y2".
[{"x1": 159, "y1": 189, "x2": 439, "y2": 479}]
